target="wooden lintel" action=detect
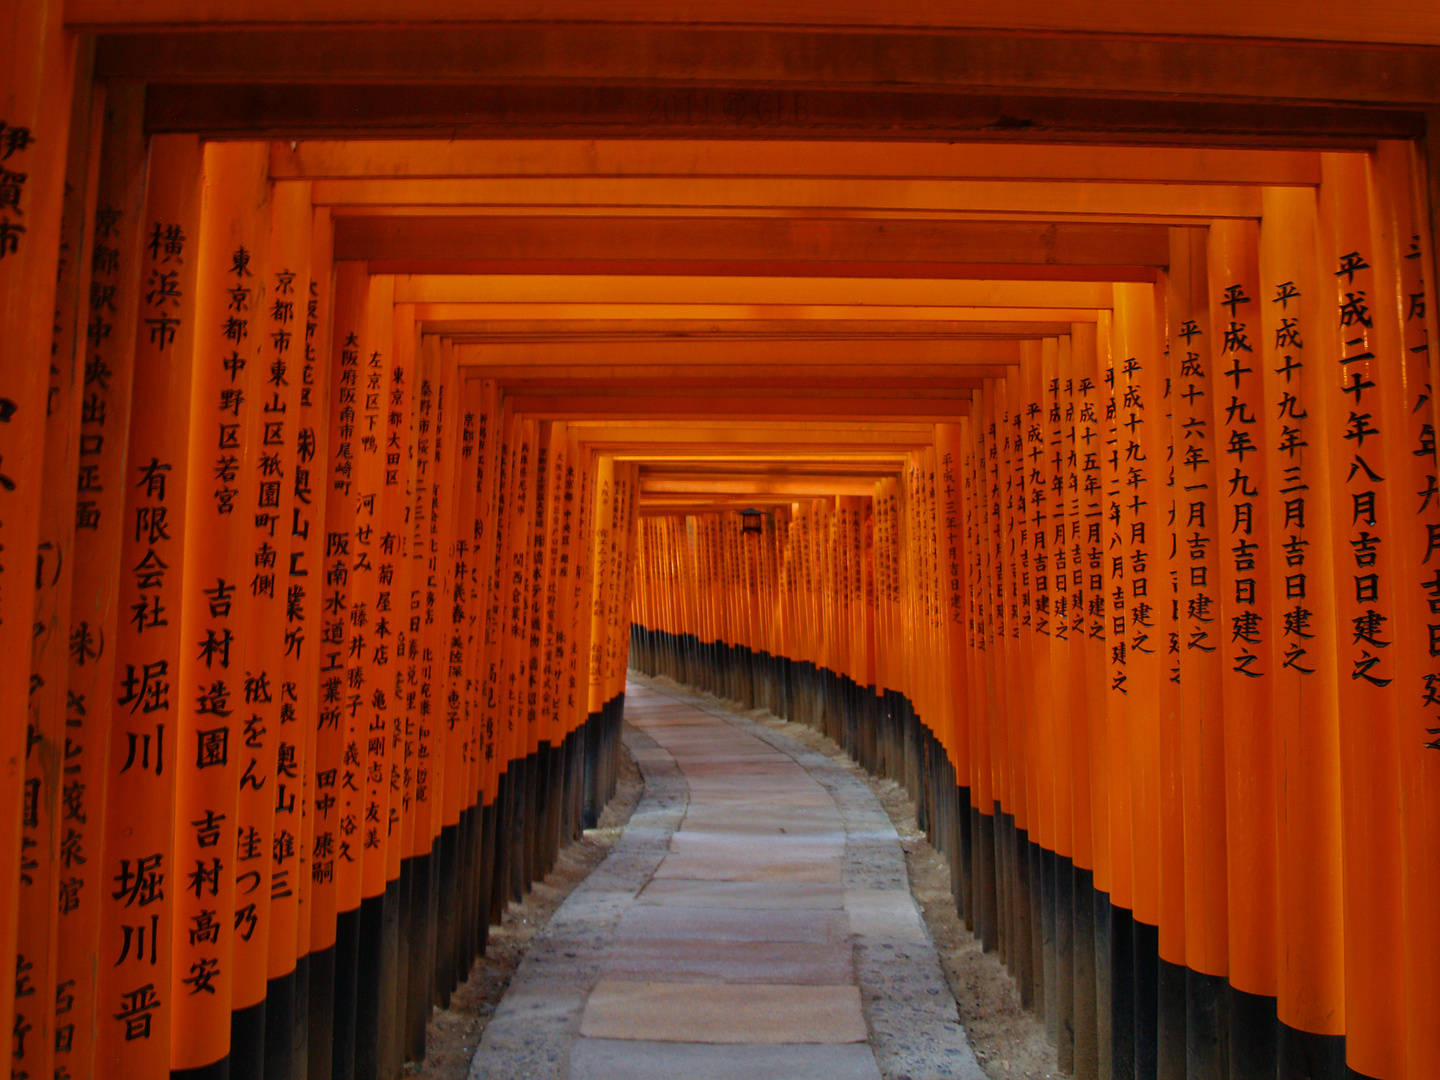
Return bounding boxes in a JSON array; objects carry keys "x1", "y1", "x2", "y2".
[
  {"x1": 506, "y1": 394, "x2": 970, "y2": 419},
  {"x1": 641, "y1": 477, "x2": 883, "y2": 496},
  {"x1": 425, "y1": 319, "x2": 1076, "y2": 337},
  {"x1": 270, "y1": 139, "x2": 1321, "y2": 186},
  {"x1": 91, "y1": 26, "x2": 1440, "y2": 107},
  {"x1": 568, "y1": 425, "x2": 937, "y2": 451},
  {"x1": 639, "y1": 499, "x2": 841, "y2": 516},
  {"x1": 504, "y1": 384, "x2": 974, "y2": 400},
  {"x1": 140, "y1": 82, "x2": 1421, "y2": 143},
  {"x1": 617, "y1": 451, "x2": 910, "y2": 463},
  {"x1": 638, "y1": 460, "x2": 902, "y2": 475},
  {"x1": 332, "y1": 215, "x2": 1170, "y2": 268},
  {"x1": 311, "y1": 177, "x2": 1259, "y2": 218},
  {"x1": 449, "y1": 338, "x2": 1021, "y2": 367},
  {"x1": 371, "y1": 260, "x2": 1156, "y2": 282},
  {"x1": 416, "y1": 304, "x2": 1101, "y2": 323},
  {"x1": 395, "y1": 275, "x2": 1112, "y2": 307},
  {"x1": 479, "y1": 374, "x2": 997, "y2": 391}
]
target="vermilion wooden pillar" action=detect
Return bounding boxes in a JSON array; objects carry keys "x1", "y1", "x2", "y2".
[
  {"x1": 220, "y1": 168, "x2": 301, "y2": 1080},
  {"x1": 970, "y1": 388, "x2": 1001, "y2": 959},
  {"x1": 1151, "y1": 278, "x2": 1188, "y2": 1080},
  {"x1": 90, "y1": 132, "x2": 200, "y2": 1080},
  {"x1": 1114, "y1": 281, "x2": 1166, "y2": 1080},
  {"x1": 0, "y1": 7, "x2": 77, "y2": 1064},
  {"x1": 318, "y1": 261, "x2": 371, "y2": 1080},
  {"x1": 1042, "y1": 338, "x2": 1079, "y2": 1075},
  {"x1": 291, "y1": 200, "x2": 334, "y2": 1080},
  {"x1": 169, "y1": 139, "x2": 271, "y2": 1080},
  {"x1": 1010, "y1": 369, "x2": 1038, "y2": 1008},
  {"x1": 1063, "y1": 324, "x2": 1101, "y2": 1080},
  {"x1": 1165, "y1": 227, "x2": 1230, "y2": 1080},
  {"x1": 428, "y1": 372, "x2": 477, "y2": 1006},
  {"x1": 1075, "y1": 320, "x2": 1114, "y2": 1080},
  {"x1": 1206, "y1": 217, "x2": 1281, "y2": 1080},
  {"x1": 973, "y1": 377, "x2": 1008, "y2": 973},
  {"x1": 56, "y1": 79, "x2": 149, "y2": 1080},
  {"x1": 568, "y1": 433, "x2": 597, "y2": 829},
  {"x1": 501, "y1": 414, "x2": 534, "y2": 900},
  {"x1": 588, "y1": 454, "x2": 616, "y2": 729},
  {"x1": 352, "y1": 273, "x2": 401, "y2": 1080},
  {"x1": 1316, "y1": 154, "x2": 1407, "y2": 1080},
  {"x1": 469, "y1": 379, "x2": 503, "y2": 960},
  {"x1": 1371, "y1": 141, "x2": 1440, "y2": 1080},
  {"x1": 478, "y1": 401, "x2": 514, "y2": 859},
  {"x1": 1023, "y1": 342, "x2": 1057, "y2": 1039},
  {"x1": 252, "y1": 177, "x2": 314, "y2": 1080},
  {"x1": 16, "y1": 61, "x2": 101, "y2": 1080},
  {"x1": 1257, "y1": 186, "x2": 1347, "y2": 1080}
]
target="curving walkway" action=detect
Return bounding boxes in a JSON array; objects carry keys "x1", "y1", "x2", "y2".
[{"x1": 469, "y1": 678, "x2": 986, "y2": 1080}]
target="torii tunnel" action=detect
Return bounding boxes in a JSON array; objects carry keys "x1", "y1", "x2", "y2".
[{"x1": 2, "y1": 4, "x2": 1440, "y2": 1080}]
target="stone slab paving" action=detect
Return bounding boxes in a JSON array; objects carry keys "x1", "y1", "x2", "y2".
[
  {"x1": 568, "y1": 1039, "x2": 887, "y2": 1080},
  {"x1": 468, "y1": 678, "x2": 987, "y2": 1080}
]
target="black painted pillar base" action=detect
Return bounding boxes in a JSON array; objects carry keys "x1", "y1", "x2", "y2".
[
  {"x1": 392, "y1": 860, "x2": 411, "y2": 1076},
  {"x1": 1096, "y1": 891, "x2": 1114, "y2": 1080},
  {"x1": 407, "y1": 849, "x2": 435, "y2": 1063},
  {"x1": 479, "y1": 799, "x2": 497, "y2": 952},
  {"x1": 291, "y1": 954, "x2": 310, "y2": 1080},
  {"x1": 1278, "y1": 1022, "x2": 1347, "y2": 1080},
  {"x1": 1132, "y1": 918, "x2": 1159, "y2": 1080},
  {"x1": 1187, "y1": 968, "x2": 1229, "y2": 1080},
  {"x1": 1055, "y1": 853, "x2": 1075, "y2": 1074},
  {"x1": 511, "y1": 755, "x2": 530, "y2": 903},
  {"x1": 229, "y1": 997, "x2": 266, "y2": 1080},
  {"x1": 458, "y1": 805, "x2": 475, "y2": 985},
  {"x1": 308, "y1": 943, "x2": 336, "y2": 1080},
  {"x1": 582, "y1": 710, "x2": 602, "y2": 828},
  {"x1": 1016, "y1": 822, "x2": 1036, "y2": 1008},
  {"x1": 262, "y1": 968, "x2": 295, "y2": 1080},
  {"x1": 1111, "y1": 904, "x2": 1136, "y2": 1080},
  {"x1": 433, "y1": 823, "x2": 457, "y2": 1009},
  {"x1": 978, "y1": 810, "x2": 998, "y2": 952},
  {"x1": 1073, "y1": 866, "x2": 1099, "y2": 1080},
  {"x1": 353, "y1": 890, "x2": 386, "y2": 1080},
  {"x1": 1157, "y1": 956, "x2": 1186, "y2": 1080},
  {"x1": 1227, "y1": 984, "x2": 1278, "y2": 1080}
]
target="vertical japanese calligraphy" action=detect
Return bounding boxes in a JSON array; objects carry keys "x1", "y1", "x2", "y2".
[
  {"x1": 167, "y1": 141, "x2": 269, "y2": 1074},
  {"x1": 95, "y1": 134, "x2": 202, "y2": 1080}
]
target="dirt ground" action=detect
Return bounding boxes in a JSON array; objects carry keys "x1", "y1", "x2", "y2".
[
  {"x1": 403, "y1": 745, "x2": 643, "y2": 1079},
  {"x1": 407, "y1": 692, "x2": 1065, "y2": 1080},
  {"x1": 883, "y1": 791, "x2": 1068, "y2": 1080}
]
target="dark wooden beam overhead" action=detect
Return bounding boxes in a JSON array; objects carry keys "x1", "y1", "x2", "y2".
[
  {"x1": 95, "y1": 27, "x2": 1440, "y2": 107},
  {"x1": 492, "y1": 377, "x2": 983, "y2": 393},
  {"x1": 331, "y1": 215, "x2": 1169, "y2": 279},
  {"x1": 141, "y1": 81, "x2": 1422, "y2": 143},
  {"x1": 448, "y1": 337, "x2": 1023, "y2": 367},
  {"x1": 505, "y1": 393, "x2": 970, "y2": 420},
  {"x1": 420, "y1": 319, "x2": 1076, "y2": 338},
  {"x1": 479, "y1": 375, "x2": 992, "y2": 391},
  {"x1": 638, "y1": 462, "x2": 900, "y2": 478},
  {"x1": 371, "y1": 260, "x2": 1155, "y2": 281},
  {"x1": 270, "y1": 139, "x2": 1320, "y2": 185}
]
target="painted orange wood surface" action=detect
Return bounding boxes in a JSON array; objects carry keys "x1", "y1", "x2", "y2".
[{"x1": 1, "y1": 45, "x2": 1439, "y2": 1076}]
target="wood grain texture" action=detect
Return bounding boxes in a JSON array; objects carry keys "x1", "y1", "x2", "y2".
[{"x1": 64, "y1": 0, "x2": 1440, "y2": 48}]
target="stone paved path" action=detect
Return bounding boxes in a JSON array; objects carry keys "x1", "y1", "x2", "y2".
[{"x1": 469, "y1": 678, "x2": 987, "y2": 1080}]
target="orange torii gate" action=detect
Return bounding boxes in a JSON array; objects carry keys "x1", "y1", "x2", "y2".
[
  {"x1": 3, "y1": 11, "x2": 1440, "y2": 1080},
  {"x1": 626, "y1": 155, "x2": 1440, "y2": 1080}
]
